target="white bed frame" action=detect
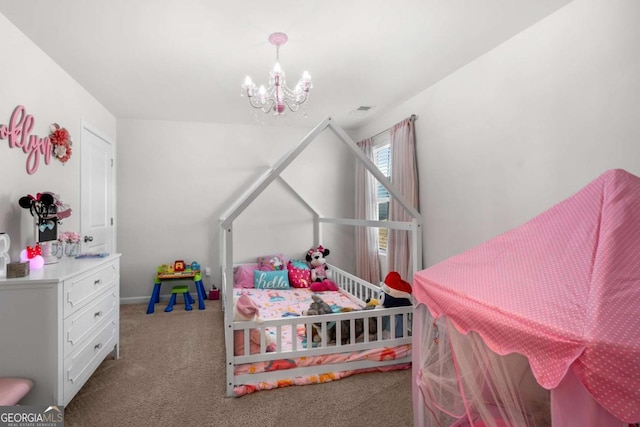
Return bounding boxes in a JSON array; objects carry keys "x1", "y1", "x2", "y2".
[{"x1": 219, "y1": 116, "x2": 423, "y2": 397}]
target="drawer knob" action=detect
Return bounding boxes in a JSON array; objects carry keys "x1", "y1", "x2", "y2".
[
  {"x1": 94, "y1": 279, "x2": 102, "y2": 285},
  {"x1": 94, "y1": 311, "x2": 103, "y2": 318},
  {"x1": 94, "y1": 343, "x2": 103, "y2": 351}
]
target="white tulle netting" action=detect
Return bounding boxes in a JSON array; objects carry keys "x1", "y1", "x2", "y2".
[{"x1": 415, "y1": 313, "x2": 551, "y2": 427}]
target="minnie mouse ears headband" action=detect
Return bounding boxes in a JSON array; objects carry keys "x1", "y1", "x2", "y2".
[
  {"x1": 19, "y1": 193, "x2": 54, "y2": 209},
  {"x1": 18, "y1": 192, "x2": 72, "y2": 220}
]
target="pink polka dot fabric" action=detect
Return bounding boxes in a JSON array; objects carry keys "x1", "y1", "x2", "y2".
[{"x1": 414, "y1": 169, "x2": 640, "y2": 423}]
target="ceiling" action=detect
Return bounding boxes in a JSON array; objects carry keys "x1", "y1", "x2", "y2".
[{"x1": 0, "y1": 0, "x2": 571, "y2": 130}]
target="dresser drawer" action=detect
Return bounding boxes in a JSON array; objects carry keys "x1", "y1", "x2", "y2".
[
  {"x1": 63, "y1": 262, "x2": 118, "y2": 317},
  {"x1": 63, "y1": 286, "x2": 117, "y2": 357},
  {"x1": 63, "y1": 315, "x2": 118, "y2": 404}
]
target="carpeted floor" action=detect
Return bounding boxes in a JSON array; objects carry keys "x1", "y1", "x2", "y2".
[{"x1": 63, "y1": 299, "x2": 414, "y2": 427}]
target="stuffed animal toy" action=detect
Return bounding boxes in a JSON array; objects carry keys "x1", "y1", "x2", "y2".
[
  {"x1": 302, "y1": 293, "x2": 334, "y2": 317},
  {"x1": 379, "y1": 271, "x2": 412, "y2": 308},
  {"x1": 379, "y1": 271, "x2": 412, "y2": 338},
  {"x1": 305, "y1": 245, "x2": 338, "y2": 291},
  {"x1": 303, "y1": 294, "x2": 377, "y2": 345},
  {"x1": 233, "y1": 294, "x2": 276, "y2": 356},
  {"x1": 302, "y1": 294, "x2": 335, "y2": 344},
  {"x1": 306, "y1": 245, "x2": 330, "y2": 281}
]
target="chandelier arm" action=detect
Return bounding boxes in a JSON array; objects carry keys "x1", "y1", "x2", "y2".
[
  {"x1": 282, "y1": 98, "x2": 301, "y2": 112},
  {"x1": 284, "y1": 90, "x2": 310, "y2": 109},
  {"x1": 295, "y1": 90, "x2": 310, "y2": 105},
  {"x1": 261, "y1": 98, "x2": 277, "y2": 113},
  {"x1": 246, "y1": 97, "x2": 267, "y2": 110},
  {"x1": 278, "y1": 84, "x2": 309, "y2": 101}
]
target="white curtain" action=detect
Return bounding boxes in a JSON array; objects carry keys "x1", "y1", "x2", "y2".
[
  {"x1": 355, "y1": 138, "x2": 381, "y2": 285},
  {"x1": 388, "y1": 116, "x2": 419, "y2": 283}
]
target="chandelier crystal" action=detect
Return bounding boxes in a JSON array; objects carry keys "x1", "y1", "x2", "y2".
[{"x1": 241, "y1": 32, "x2": 312, "y2": 116}]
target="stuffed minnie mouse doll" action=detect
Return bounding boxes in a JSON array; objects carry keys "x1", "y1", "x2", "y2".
[{"x1": 305, "y1": 245, "x2": 338, "y2": 291}]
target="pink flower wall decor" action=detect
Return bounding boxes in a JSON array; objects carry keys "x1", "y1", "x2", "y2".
[{"x1": 49, "y1": 123, "x2": 72, "y2": 164}]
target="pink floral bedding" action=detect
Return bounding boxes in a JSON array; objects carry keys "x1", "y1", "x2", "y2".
[
  {"x1": 232, "y1": 288, "x2": 411, "y2": 396},
  {"x1": 234, "y1": 287, "x2": 362, "y2": 349}
]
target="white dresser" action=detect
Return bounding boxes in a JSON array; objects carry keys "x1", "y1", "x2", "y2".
[{"x1": 0, "y1": 254, "x2": 120, "y2": 406}]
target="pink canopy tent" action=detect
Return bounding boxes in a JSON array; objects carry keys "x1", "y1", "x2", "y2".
[{"x1": 413, "y1": 169, "x2": 640, "y2": 426}]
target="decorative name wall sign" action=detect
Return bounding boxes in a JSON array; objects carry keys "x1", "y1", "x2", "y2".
[
  {"x1": 0, "y1": 105, "x2": 52, "y2": 174},
  {"x1": 0, "y1": 105, "x2": 73, "y2": 174}
]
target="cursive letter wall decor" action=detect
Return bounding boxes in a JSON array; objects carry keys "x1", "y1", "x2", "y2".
[{"x1": 0, "y1": 105, "x2": 53, "y2": 174}]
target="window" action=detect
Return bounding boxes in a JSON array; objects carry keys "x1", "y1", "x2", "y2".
[{"x1": 373, "y1": 137, "x2": 391, "y2": 252}]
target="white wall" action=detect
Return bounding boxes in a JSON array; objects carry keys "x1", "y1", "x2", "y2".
[
  {"x1": 357, "y1": 0, "x2": 640, "y2": 269},
  {"x1": 117, "y1": 118, "x2": 355, "y2": 301},
  {"x1": 0, "y1": 13, "x2": 116, "y2": 260}
]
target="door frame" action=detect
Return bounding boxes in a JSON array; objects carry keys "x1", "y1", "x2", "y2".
[{"x1": 80, "y1": 120, "x2": 116, "y2": 253}]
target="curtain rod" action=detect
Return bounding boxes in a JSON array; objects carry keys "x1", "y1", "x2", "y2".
[{"x1": 369, "y1": 114, "x2": 417, "y2": 140}]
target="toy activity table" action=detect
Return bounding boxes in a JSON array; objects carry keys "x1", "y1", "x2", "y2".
[{"x1": 146, "y1": 270, "x2": 207, "y2": 314}]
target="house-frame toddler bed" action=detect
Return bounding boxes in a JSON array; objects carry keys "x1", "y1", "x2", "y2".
[{"x1": 219, "y1": 116, "x2": 423, "y2": 396}]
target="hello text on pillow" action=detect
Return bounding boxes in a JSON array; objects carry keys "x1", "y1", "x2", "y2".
[{"x1": 254, "y1": 270, "x2": 290, "y2": 289}]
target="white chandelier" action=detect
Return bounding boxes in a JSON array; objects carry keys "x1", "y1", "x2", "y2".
[{"x1": 241, "y1": 32, "x2": 312, "y2": 116}]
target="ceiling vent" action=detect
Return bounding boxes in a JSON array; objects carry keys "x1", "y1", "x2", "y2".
[{"x1": 349, "y1": 105, "x2": 375, "y2": 115}]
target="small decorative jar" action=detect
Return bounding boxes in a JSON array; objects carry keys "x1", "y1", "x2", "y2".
[
  {"x1": 53, "y1": 241, "x2": 64, "y2": 259},
  {"x1": 65, "y1": 242, "x2": 79, "y2": 257}
]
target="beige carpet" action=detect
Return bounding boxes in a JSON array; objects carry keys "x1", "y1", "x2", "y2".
[{"x1": 63, "y1": 299, "x2": 414, "y2": 427}]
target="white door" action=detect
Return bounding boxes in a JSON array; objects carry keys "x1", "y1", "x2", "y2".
[{"x1": 80, "y1": 122, "x2": 115, "y2": 254}]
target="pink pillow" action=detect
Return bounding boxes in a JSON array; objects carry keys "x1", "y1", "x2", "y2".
[
  {"x1": 233, "y1": 264, "x2": 258, "y2": 288},
  {"x1": 257, "y1": 254, "x2": 286, "y2": 271},
  {"x1": 287, "y1": 259, "x2": 312, "y2": 288}
]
